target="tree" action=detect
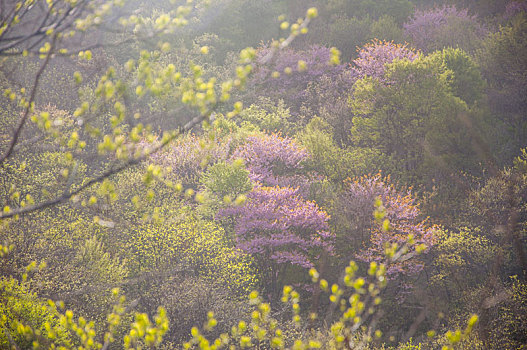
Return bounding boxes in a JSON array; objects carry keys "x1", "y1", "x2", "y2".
[
  {"x1": 231, "y1": 133, "x2": 311, "y2": 190},
  {"x1": 468, "y1": 148, "x2": 527, "y2": 280},
  {"x1": 404, "y1": 5, "x2": 487, "y2": 53},
  {"x1": 0, "y1": 277, "x2": 71, "y2": 348},
  {"x1": 350, "y1": 49, "x2": 480, "y2": 188},
  {"x1": 427, "y1": 47, "x2": 485, "y2": 106},
  {"x1": 477, "y1": 13, "x2": 527, "y2": 155},
  {"x1": 341, "y1": 174, "x2": 436, "y2": 280},
  {"x1": 352, "y1": 39, "x2": 418, "y2": 81},
  {"x1": 250, "y1": 45, "x2": 344, "y2": 112},
  {"x1": 0, "y1": 1, "x2": 324, "y2": 220},
  {"x1": 216, "y1": 132, "x2": 334, "y2": 301},
  {"x1": 0, "y1": 1, "x2": 327, "y2": 347},
  {"x1": 300, "y1": 67, "x2": 357, "y2": 146},
  {"x1": 218, "y1": 185, "x2": 333, "y2": 302}
]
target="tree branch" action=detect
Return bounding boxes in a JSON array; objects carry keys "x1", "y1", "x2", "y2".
[
  {"x1": 0, "y1": 9, "x2": 313, "y2": 220},
  {"x1": 0, "y1": 34, "x2": 57, "y2": 165}
]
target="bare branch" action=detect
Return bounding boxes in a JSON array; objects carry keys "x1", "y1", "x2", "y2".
[{"x1": 0, "y1": 34, "x2": 57, "y2": 165}]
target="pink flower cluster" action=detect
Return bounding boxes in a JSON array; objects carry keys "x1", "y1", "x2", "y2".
[
  {"x1": 231, "y1": 134, "x2": 309, "y2": 189},
  {"x1": 346, "y1": 174, "x2": 436, "y2": 278},
  {"x1": 352, "y1": 40, "x2": 419, "y2": 81},
  {"x1": 219, "y1": 186, "x2": 333, "y2": 269},
  {"x1": 220, "y1": 134, "x2": 334, "y2": 273}
]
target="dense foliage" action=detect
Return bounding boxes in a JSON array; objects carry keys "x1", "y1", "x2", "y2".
[{"x1": 1, "y1": 0, "x2": 526, "y2": 349}]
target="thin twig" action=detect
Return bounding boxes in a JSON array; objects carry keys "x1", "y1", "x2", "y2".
[
  {"x1": 0, "y1": 9, "x2": 313, "y2": 220},
  {"x1": 0, "y1": 34, "x2": 57, "y2": 165}
]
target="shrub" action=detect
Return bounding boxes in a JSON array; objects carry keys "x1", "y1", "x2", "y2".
[{"x1": 0, "y1": 278, "x2": 71, "y2": 349}]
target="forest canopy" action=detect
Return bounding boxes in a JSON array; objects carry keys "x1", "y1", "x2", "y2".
[{"x1": 1, "y1": 0, "x2": 526, "y2": 349}]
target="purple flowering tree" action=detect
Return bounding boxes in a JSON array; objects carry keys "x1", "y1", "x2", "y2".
[
  {"x1": 217, "y1": 132, "x2": 335, "y2": 301},
  {"x1": 231, "y1": 133, "x2": 311, "y2": 190},
  {"x1": 341, "y1": 174, "x2": 436, "y2": 280},
  {"x1": 352, "y1": 39, "x2": 419, "y2": 81},
  {"x1": 403, "y1": 6, "x2": 487, "y2": 53},
  {"x1": 218, "y1": 186, "x2": 333, "y2": 301}
]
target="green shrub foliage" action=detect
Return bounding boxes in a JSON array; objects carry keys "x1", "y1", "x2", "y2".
[{"x1": 0, "y1": 0, "x2": 525, "y2": 348}]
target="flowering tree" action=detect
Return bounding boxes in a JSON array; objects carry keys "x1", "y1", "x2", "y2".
[
  {"x1": 218, "y1": 132, "x2": 334, "y2": 300},
  {"x1": 403, "y1": 6, "x2": 487, "y2": 53},
  {"x1": 231, "y1": 133, "x2": 310, "y2": 190},
  {"x1": 352, "y1": 39, "x2": 419, "y2": 80},
  {"x1": 218, "y1": 186, "x2": 333, "y2": 300},
  {"x1": 342, "y1": 174, "x2": 436, "y2": 279}
]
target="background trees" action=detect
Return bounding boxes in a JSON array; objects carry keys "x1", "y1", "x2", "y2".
[
  {"x1": 1, "y1": 0, "x2": 527, "y2": 349},
  {"x1": 477, "y1": 13, "x2": 527, "y2": 158}
]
